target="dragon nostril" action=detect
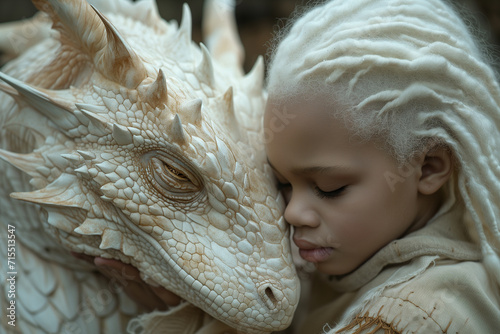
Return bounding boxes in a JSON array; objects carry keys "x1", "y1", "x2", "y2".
[
  {"x1": 258, "y1": 284, "x2": 283, "y2": 311},
  {"x1": 265, "y1": 287, "x2": 278, "y2": 307}
]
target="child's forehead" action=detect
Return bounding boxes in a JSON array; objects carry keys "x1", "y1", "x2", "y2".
[
  {"x1": 267, "y1": 89, "x2": 347, "y2": 112},
  {"x1": 265, "y1": 87, "x2": 360, "y2": 133},
  {"x1": 265, "y1": 95, "x2": 369, "y2": 143}
]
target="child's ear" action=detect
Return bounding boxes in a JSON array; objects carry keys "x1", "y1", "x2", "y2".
[{"x1": 417, "y1": 145, "x2": 453, "y2": 195}]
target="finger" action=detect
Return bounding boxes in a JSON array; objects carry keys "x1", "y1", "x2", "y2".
[
  {"x1": 70, "y1": 251, "x2": 95, "y2": 264},
  {"x1": 94, "y1": 257, "x2": 141, "y2": 282},
  {"x1": 121, "y1": 281, "x2": 169, "y2": 312},
  {"x1": 93, "y1": 260, "x2": 168, "y2": 311},
  {"x1": 93, "y1": 257, "x2": 182, "y2": 308},
  {"x1": 151, "y1": 285, "x2": 183, "y2": 306}
]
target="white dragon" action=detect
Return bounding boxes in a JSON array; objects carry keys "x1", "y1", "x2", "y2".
[{"x1": 0, "y1": 0, "x2": 300, "y2": 333}]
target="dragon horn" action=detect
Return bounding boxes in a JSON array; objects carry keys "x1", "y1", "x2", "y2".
[
  {"x1": 0, "y1": 72, "x2": 80, "y2": 132},
  {"x1": 91, "y1": 5, "x2": 147, "y2": 88},
  {"x1": 0, "y1": 149, "x2": 44, "y2": 176},
  {"x1": 32, "y1": 0, "x2": 146, "y2": 88}
]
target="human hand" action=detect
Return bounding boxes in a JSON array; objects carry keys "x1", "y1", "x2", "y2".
[{"x1": 71, "y1": 252, "x2": 182, "y2": 312}]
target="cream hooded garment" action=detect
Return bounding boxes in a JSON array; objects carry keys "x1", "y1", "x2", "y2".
[{"x1": 267, "y1": 0, "x2": 500, "y2": 333}]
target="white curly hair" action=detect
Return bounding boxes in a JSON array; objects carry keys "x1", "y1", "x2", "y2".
[{"x1": 267, "y1": 0, "x2": 500, "y2": 278}]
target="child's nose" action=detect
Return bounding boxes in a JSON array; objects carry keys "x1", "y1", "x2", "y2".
[{"x1": 284, "y1": 192, "x2": 320, "y2": 228}]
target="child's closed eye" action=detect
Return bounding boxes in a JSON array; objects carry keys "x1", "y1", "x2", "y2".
[
  {"x1": 314, "y1": 185, "x2": 347, "y2": 199},
  {"x1": 277, "y1": 181, "x2": 292, "y2": 202},
  {"x1": 277, "y1": 181, "x2": 292, "y2": 192}
]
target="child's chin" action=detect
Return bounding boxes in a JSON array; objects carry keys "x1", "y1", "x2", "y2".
[{"x1": 315, "y1": 257, "x2": 360, "y2": 277}]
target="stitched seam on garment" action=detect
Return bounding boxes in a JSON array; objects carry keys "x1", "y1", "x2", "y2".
[
  {"x1": 374, "y1": 295, "x2": 447, "y2": 333},
  {"x1": 334, "y1": 295, "x2": 448, "y2": 334},
  {"x1": 383, "y1": 294, "x2": 444, "y2": 332},
  {"x1": 334, "y1": 311, "x2": 401, "y2": 334}
]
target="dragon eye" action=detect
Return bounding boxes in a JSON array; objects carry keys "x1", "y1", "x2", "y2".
[
  {"x1": 147, "y1": 155, "x2": 201, "y2": 200},
  {"x1": 164, "y1": 163, "x2": 188, "y2": 181}
]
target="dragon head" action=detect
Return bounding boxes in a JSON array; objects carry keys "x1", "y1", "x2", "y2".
[{"x1": 0, "y1": 0, "x2": 299, "y2": 332}]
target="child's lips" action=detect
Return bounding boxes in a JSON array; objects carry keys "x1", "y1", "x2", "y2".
[
  {"x1": 298, "y1": 247, "x2": 334, "y2": 263},
  {"x1": 293, "y1": 238, "x2": 335, "y2": 263}
]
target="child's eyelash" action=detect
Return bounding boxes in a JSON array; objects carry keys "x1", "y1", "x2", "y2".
[
  {"x1": 277, "y1": 182, "x2": 292, "y2": 191},
  {"x1": 314, "y1": 186, "x2": 347, "y2": 199}
]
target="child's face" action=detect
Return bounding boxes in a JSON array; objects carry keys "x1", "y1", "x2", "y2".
[{"x1": 264, "y1": 97, "x2": 430, "y2": 276}]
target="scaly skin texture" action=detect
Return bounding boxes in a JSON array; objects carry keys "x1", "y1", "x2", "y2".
[{"x1": 0, "y1": 0, "x2": 300, "y2": 333}]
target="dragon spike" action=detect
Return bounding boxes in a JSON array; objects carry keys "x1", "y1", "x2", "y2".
[
  {"x1": 168, "y1": 114, "x2": 187, "y2": 145},
  {"x1": 75, "y1": 103, "x2": 107, "y2": 115},
  {"x1": 128, "y1": 0, "x2": 163, "y2": 28},
  {"x1": 0, "y1": 72, "x2": 80, "y2": 132},
  {"x1": 244, "y1": 55, "x2": 265, "y2": 93},
  {"x1": 74, "y1": 218, "x2": 108, "y2": 236},
  {"x1": 223, "y1": 86, "x2": 236, "y2": 117},
  {"x1": 99, "y1": 229, "x2": 123, "y2": 250},
  {"x1": 74, "y1": 165, "x2": 90, "y2": 178},
  {"x1": 197, "y1": 43, "x2": 215, "y2": 86},
  {"x1": 60, "y1": 153, "x2": 82, "y2": 164},
  {"x1": 220, "y1": 86, "x2": 239, "y2": 138},
  {"x1": 202, "y1": 0, "x2": 244, "y2": 71},
  {"x1": 178, "y1": 3, "x2": 193, "y2": 44},
  {"x1": 74, "y1": 104, "x2": 110, "y2": 136},
  {"x1": 47, "y1": 210, "x2": 75, "y2": 233},
  {"x1": 77, "y1": 150, "x2": 96, "y2": 161},
  {"x1": 121, "y1": 238, "x2": 137, "y2": 257},
  {"x1": 10, "y1": 175, "x2": 85, "y2": 208},
  {"x1": 145, "y1": 69, "x2": 168, "y2": 108},
  {"x1": 180, "y1": 98, "x2": 203, "y2": 125},
  {"x1": 91, "y1": 5, "x2": 147, "y2": 89},
  {"x1": 112, "y1": 123, "x2": 133, "y2": 145},
  {"x1": 144, "y1": 0, "x2": 162, "y2": 25},
  {"x1": 0, "y1": 149, "x2": 44, "y2": 175}
]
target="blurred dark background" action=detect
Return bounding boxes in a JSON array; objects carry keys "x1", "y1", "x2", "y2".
[{"x1": 0, "y1": 0, "x2": 499, "y2": 72}]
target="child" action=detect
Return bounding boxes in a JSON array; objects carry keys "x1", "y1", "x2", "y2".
[{"x1": 264, "y1": 0, "x2": 500, "y2": 333}]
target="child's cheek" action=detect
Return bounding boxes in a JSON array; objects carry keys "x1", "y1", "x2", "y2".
[
  {"x1": 336, "y1": 189, "x2": 388, "y2": 244},
  {"x1": 326, "y1": 200, "x2": 375, "y2": 244}
]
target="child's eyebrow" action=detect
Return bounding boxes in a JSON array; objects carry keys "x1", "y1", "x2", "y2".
[
  {"x1": 291, "y1": 165, "x2": 353, "y2": 175},
  {"x1": 267, "y1": 159, "x2": 353, "y2": 175}
]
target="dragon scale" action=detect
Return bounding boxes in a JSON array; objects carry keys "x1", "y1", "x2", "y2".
[{"x1": 0, "y1": 0, "x2": 300, "y2": 333}]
